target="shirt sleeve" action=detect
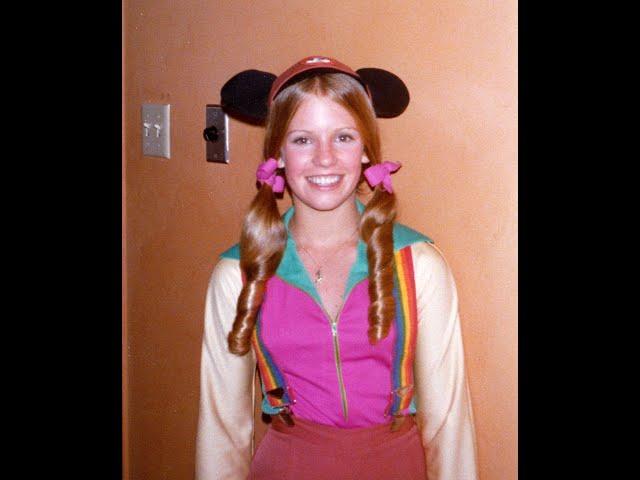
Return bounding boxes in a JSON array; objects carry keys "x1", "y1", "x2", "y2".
[
  {"x1": 195, "y1": 257, "x2": 257, "y2": 480},
  {"x1": 411, "y1": 242, "x2": 479, "y2": 480}
]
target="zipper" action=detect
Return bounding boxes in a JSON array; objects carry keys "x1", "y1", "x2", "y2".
[
  {"x1": 310, "y1": 286, "x2": 365, "y2": 422},
  {"x1": 278, "y1": 277, "x2": 365, "y2": 422},
  {"x1": 329, "y1": 316, "x2": 349, "y2": 421}
]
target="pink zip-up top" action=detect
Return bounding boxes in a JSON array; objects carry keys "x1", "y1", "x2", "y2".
[
  {"x1": 196, "y1": 203, "x2": 479, "y2": 479},
  {"x1": 252, "y1": 205, "x2": 427, "y2": 427}
]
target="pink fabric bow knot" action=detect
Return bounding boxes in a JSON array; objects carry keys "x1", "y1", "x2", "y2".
[
  {"x1": 364, "y1": 161, "x2": 401, "y2": 193},
  {"x1": 256, "y1": 158, "x2": 285, "y2": 193}
]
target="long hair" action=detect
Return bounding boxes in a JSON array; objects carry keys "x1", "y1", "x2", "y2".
[{"x1": 228, "y1": 73, "x2": 397, "y2": 355}]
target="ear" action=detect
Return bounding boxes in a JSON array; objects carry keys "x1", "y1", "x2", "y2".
[
  {"x1": 277, "y1": 157, "x2": 285, "y2": 169},
  {"x1": 361, "y1": 154, "x2": 370, "y2": 164},
  {"x1": 220, "y1": 69, "x2": 277, "y2": 125},
  {"x1": 356, "y1": 68, "x2": 410, "y2": 118}
]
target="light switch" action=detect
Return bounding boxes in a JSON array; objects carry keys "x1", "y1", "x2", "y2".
[{"x1": 142, "y1": 104, "x2": 170, "y2": 158}]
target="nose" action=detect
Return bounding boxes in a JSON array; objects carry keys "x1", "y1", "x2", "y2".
[{"x1": 313, "y1": 138, "x2": 337, "y2": 168}]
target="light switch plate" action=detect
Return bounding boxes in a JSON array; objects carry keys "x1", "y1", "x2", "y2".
[
  {"x1": 142, "y1": 104, "x2": 170, "y2": 158},
  {"x1": 205, "y1": 105, "x2": 229, "y2": 164}
]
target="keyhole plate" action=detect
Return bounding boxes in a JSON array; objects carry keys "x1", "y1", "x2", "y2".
[{"x1": 205, "y1": 105, "x2": 229, "y2": 164}]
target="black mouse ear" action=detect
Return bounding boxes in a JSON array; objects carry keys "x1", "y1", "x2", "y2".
[
  {"x1": 356, "y1": 68, "x2": 410, "y2": 118},
  {"x1": 220, "y1": 69, "x2": 277, "y2": 125}
]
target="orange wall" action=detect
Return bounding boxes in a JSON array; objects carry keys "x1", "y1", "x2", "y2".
[{"x1": 123, "y1": 1, "x2": 517, "y2": 479}]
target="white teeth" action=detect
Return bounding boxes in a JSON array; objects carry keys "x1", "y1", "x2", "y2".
[{"x1": 307, "y1": 175, "x2": 341, "y2": 186}]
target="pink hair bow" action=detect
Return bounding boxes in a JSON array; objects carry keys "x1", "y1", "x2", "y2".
[
  {"x1": 364, "y1": 161, "x2": 401, "y2": 193},
  {"x1": 256, "y1": 158, "x2": 285, "y2": 193}
]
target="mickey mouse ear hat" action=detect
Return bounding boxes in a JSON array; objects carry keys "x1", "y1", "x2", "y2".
[{"x1": 220, "y1": 55, "x2": 410, "y2": 124}]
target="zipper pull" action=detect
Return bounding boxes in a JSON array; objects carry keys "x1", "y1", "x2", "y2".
[{"x1": 331, "y1": 321, "x2": 337, "y2": 336}]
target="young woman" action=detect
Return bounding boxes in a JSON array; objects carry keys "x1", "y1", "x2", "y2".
[{"x1": 196, "y1": 56, "x2": 478, "y2": 479}]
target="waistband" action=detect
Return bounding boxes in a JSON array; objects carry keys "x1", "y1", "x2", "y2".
[{"x1": 270, "y1": 415, "x2": 417, "y2": 451}]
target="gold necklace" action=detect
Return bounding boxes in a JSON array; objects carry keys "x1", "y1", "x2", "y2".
[{"x1": 294, "y1": 228, "x2": 359, "y2": 284}]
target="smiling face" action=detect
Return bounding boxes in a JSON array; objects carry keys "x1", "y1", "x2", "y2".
[{"x1": 279, "y1": 94, "x2": 368, "y2": 212}]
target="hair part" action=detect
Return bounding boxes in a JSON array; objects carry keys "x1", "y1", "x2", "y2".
[{"x1": 228, "y1": 73, "x2": 397, "y2": 355}]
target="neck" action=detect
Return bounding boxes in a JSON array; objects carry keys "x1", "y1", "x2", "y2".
[{"x1": 289, "y1": 197, "x2": 360, "y2": 248}]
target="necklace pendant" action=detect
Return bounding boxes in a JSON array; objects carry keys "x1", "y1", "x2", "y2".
[{"x1": 315, "y1": 269, "x2": 323, "y2": 284}]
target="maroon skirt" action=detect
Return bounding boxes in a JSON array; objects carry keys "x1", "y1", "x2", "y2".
[{"x1": 247, "y1": 416, "x2": 426, "y2": 479}]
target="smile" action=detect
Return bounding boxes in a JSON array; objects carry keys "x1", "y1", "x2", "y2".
[{"x1": 306, "y1": 175, "x2": 343, "y2": 186}]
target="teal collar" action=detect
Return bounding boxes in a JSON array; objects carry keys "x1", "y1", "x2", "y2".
[
  {"x1": 219, "y1": 199, "x2": 433, "y2": 306},
  {"x1": 276, "y1": 200, "x2": 369, "y2": 306}
]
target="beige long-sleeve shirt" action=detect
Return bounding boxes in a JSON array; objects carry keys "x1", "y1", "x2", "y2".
[{"x1": 196, "y1": 241, "x2": 478, "y2": 479}]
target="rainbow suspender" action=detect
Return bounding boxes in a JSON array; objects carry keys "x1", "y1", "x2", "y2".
[
  {"x1": 251, "y1": 311, "x2": 295, "y2": 414},
  {"x1": 387, "y1": 245, "x2": 418, "y2": 417},
  {"x1": 250, "y1": 244, "x2": 418, "y2": 418}
]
